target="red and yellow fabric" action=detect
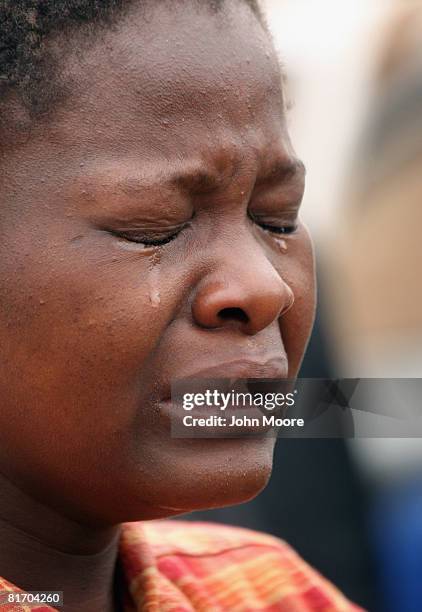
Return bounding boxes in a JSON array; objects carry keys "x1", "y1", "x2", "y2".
[{"x1": 0, "y1": 520, "x2": 364, "y2": 611}]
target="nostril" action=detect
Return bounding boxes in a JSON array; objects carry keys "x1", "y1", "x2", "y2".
[{"x1": 217, "y1": 307, "x2": 249, "y2": 325}]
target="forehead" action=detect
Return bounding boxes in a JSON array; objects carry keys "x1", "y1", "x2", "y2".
[
  {"x1": 61, "y1": 5, "x2": 282, "y2": 132},
  {"x1": 7, "y1": 2, "x2": 291, "y2": 185}
]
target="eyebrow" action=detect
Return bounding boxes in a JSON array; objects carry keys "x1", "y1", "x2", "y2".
[
  {"x1": 87, "y1": 155, "x2": 305, "y2": 200},
  {"x1": 171, "y1": 156, "x2": 305, "y2": 195}
]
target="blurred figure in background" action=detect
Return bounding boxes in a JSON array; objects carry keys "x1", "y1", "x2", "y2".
[
  {"x1": 325, "y1": 3, "x2": 422, "y2": 611},
  {"x1": 327, "y1": 1, "x2": 422, "y2": 377}
]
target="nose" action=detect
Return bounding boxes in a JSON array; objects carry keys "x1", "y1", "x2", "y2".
[{"x1": 191, "y1": 246, "x2": 294, "y2": 336}]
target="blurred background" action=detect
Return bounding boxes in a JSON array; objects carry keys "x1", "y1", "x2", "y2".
[{"x1": 181, "y1": 2, "x2": 422, "y2": 610}]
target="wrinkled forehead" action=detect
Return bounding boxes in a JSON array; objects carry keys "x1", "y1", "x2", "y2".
[
  {"x1": 54, "y1": 2, "x2": 283, "y2": 137},
  {"x1": 2, "y1": 1, "x2": 289, "y2": 184}
]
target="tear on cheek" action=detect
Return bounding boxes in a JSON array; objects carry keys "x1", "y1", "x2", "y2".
[{"x1": 276, "y1": 239, "x2": 288, "y2": 253}]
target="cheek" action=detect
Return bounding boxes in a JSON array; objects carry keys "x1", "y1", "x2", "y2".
[
  {"x1": 0, "y1": 235, "x2": 180, "y2": 435},
  {"x1": 0, "y1": 221, "x2": 198, "y2": 518},
  {"x1": 0, "y1": 235, "x2": 187, "y2": 512}
]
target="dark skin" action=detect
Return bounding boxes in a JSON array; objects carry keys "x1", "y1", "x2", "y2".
[{"x1": 0, "y1": 2, "x2": 316, "y2": 611}]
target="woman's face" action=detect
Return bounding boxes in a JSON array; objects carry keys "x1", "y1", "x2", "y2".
[{"x1": 0, "y1": 3, "x2": 315, "y2": 524}]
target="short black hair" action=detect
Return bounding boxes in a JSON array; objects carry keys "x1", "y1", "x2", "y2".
[{"x1": 0, "y1": 0, "x2": 263, "y2": 122}]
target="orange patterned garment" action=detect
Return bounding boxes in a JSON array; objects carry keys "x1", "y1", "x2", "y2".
[{"x1": 0, "y1": 520, "x2": 364, "y2": 611}]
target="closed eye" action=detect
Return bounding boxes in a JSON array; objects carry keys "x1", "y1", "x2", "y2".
[
  {"x1": 108, "y1": 223, "x2": 190, "y2": 247},
  {"x1": 258, "y1": 221, "x2": 298, "y2": 235},
  {"x1": 248, "y1": 210, "x2": 298, "y2": 236}
]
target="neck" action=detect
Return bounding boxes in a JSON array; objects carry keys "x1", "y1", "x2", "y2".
[{"x1": 0, "y1": 473, "x2": 122, "y2": 612}]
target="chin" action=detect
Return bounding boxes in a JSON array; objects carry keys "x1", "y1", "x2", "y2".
[{"x1": 127, "y1": 436, "x2": 277, "y2": 520}]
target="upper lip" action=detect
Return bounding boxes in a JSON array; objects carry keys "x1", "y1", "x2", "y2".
[{"x1": 173, "y1": 357, "x2": 288, "y2": 381}]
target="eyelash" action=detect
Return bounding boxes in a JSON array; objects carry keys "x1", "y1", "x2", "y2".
[
  {"x1": 110, "y1": 225, "x2": 188, "y2": 247},
  {"x1": 111, "y1": 217, "x2": 297, "y2": 247},
  {"x1": 258, "y1": 222, "x2": 298, "y2": 236},
  {"x1": 249, "y1": 211, "x2": 298, "y2": 237},
  {"x1": 126, "y1": 233, "x2": 182, "y2": 247}
]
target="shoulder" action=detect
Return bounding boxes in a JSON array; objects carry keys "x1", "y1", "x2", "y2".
[{"x1": 122, "y1": 520, "x2": 364, "y2": 611}]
